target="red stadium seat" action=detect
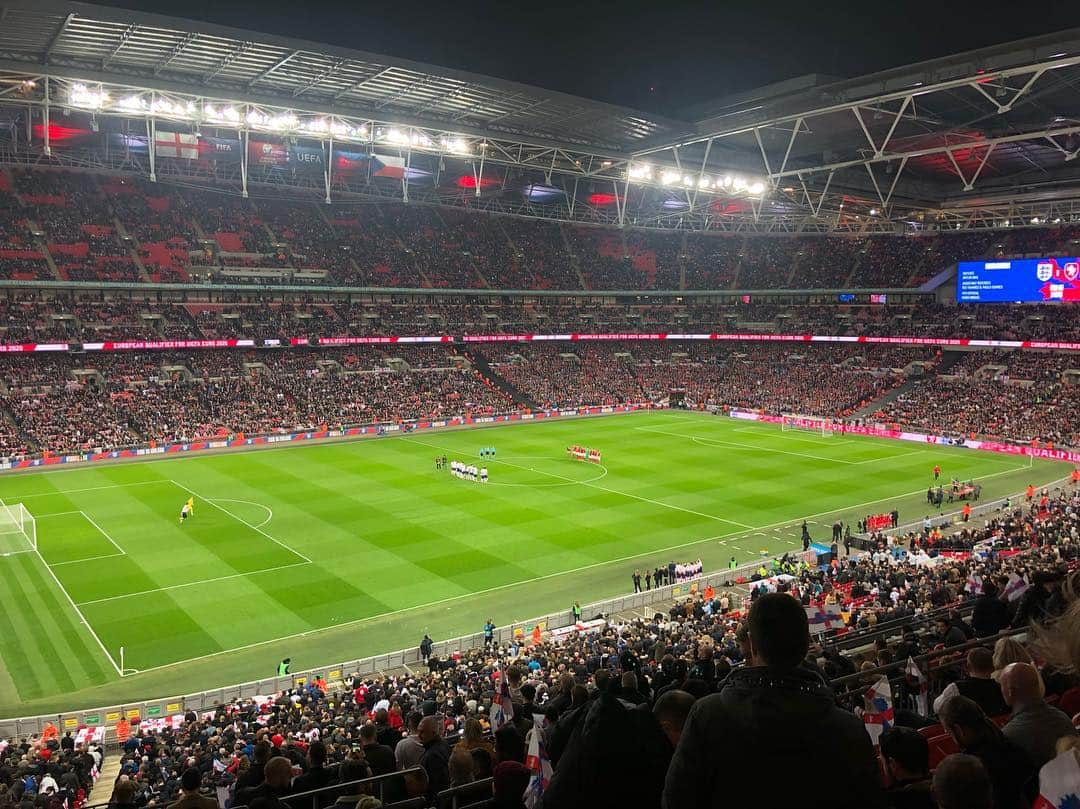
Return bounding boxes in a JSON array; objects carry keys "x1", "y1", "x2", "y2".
[{"x1": 927, "y1": 734, "x2": 959, "y2": 770}]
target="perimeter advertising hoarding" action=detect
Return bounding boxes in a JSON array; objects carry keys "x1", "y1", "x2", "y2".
[{"x1": 957, "y1": 257, "x2": 1080, "y2": 303}]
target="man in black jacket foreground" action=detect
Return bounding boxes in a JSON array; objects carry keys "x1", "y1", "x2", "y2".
[
  {"x1": 541, "y1": 689, "x2": 696, "y2": 808},
  {"x1": 662, "y1": 592, "x2": 884, "y2": 809}
]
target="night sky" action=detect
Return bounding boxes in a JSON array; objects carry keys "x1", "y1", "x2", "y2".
[{"x1": 87, "y1": 0, "x2": 1080, "y2": 117}]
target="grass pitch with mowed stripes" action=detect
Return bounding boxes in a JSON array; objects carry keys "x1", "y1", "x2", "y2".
[{"x1": 0, "y1": 410, "x2": 1065, "y2": 715}]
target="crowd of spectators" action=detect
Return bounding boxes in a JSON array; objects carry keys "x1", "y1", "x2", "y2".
[
  {"x1": 8, "y1": 167, "x2": 1080, "y2": 291},
  {"x1": 0, "y1": 336, "x2": 1076, "y2": 459},
  {"x1": 877, "y1": 363, "x2": 1080, "y2": 447},
  {"x1": 0, "y1": 348, "x2": 512, "y2": 457}
]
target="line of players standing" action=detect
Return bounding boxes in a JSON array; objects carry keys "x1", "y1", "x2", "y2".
[{"x1": 631, "y1": 560, "x2": 701, "y2": 593}]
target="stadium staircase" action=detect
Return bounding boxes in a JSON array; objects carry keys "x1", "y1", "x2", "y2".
[
  {"x1": 112, "y1": 218, "x2": 151, "y2": 282},
  {"x1": 558, "y1": 224, "x2": 590, "y2": 289},
  {"x1": 847, "y1": 350, "x2": 967, "y2": 419},
  {"x1": 847, "y1": 378, "x2": 921, "y2": 420},
  {"x1": 677, "y1": 232, "x2": 688, "y2": 290},
  {"x1": 87, "y1": 755, "x2": 120, "y2": 805},
  {"x1": 0, "y1": 408, "x2": 37, "y2": 454},
  {"x1": 929, "y1": 349, "x2": 968, "y2": 376},
  {"x1": 466, "y1": 349, "x2": 540, "y2": 410},
  {"x1": 23, "y1": 219, "x2": 61, "y2": 280}
]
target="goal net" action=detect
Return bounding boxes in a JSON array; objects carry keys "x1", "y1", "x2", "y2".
[
  {"x1": 0, "y1": 501, "x2": 36, "y2": 555},
  {"x1": 780, "y1": 413, "x2": 836, "y2": 437}
]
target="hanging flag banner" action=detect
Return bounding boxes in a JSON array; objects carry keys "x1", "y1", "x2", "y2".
[
  {"x1": 248, "y1": 140, "x2": 288, "y2": 167},
  {"x1": 288, "y1": 144, "x2": 327, "y2": 172},
  {"x1": 199, "y1": 136, "x2": 242, "y2": 163},
  {"x1": 155, "y1": 130, "x2": 199, "y2": 159}
]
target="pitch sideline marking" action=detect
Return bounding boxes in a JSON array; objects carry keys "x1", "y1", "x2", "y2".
[
  {"x1": 401, "y1": 436, "x2": 754, "y2": 530},
  {"x1": 166, "y1": 479, "x2": 311, "y2": 564},
  {"x1": 26, "y1": 543, "x2": 123, "y2": 676},
  {"x1": 665, "y1": 412, "x2": 1031, "y2": 468}
]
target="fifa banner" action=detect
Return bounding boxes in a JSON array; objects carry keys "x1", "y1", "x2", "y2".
[
  {"x1": 0, "y1": 404, "x2": 650, "y2": 471},
  {"x1": 200, "y1": 136, "x2": 242, "y2": 162},
  {"x1": 728, "y1": 409, "x2": 1080, "y2": 465}
]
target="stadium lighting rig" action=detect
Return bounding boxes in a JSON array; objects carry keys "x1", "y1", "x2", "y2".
[
  {"x1": 64, "y1": 82, "x2": 473, "y2": 156},
  {"x1": 629, "y1": 162, "x2": 767, "y2": 197}
]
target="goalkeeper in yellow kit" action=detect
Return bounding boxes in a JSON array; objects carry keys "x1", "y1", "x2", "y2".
[{"x1": 179, "y1": 496, "x2": 194, "y2": 523}]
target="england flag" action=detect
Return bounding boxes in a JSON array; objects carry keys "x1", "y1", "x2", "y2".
[
  {"x1": 905, "y1": 657, "x2": 928, "y2": 716},
  {"x1": 965, "y1": 573, "x2": 983, "y2": 596},
  {"x1": 490, "y1": 667, "x2": 514, "y2": 731},
  {"x1": 1005, "y1": 573, "x2": 1030, "y2": 602},
  {"x1": 154, "y1": 130, "x2": 198, "y2": 159},
  {"x1": 805, "y1": 603, "x2": 844, "y2": 634},
  {"x1": 523, "y1": 715, "x2": 552, "y2": 808}
]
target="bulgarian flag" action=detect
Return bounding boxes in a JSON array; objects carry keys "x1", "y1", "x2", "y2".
[{"x1": 1033, "y1": 749, "x2": 1080, "y2": 808}]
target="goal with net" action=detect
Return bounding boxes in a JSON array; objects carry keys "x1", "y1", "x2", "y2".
[
  {"x1": 0, "y1": 501, "x2": 36, "y2": 556},
  {"x1": 780, "y1": 413, "x2": 837, "y2": 437}
]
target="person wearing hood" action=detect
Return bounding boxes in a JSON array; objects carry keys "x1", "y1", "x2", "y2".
[
  {"x1": 662, "y1": 593, "x2": 884, "y2": 809},
  {"x1": 541, "y1": 689, "x2": 695, "y2": 808}
]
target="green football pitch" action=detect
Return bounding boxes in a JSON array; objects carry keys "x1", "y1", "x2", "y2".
[{"x1": 0, "y1": 410, "x2": 1067, "y2": 716}]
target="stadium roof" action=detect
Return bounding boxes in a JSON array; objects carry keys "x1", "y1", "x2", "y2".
[
  {"x1": 2, "y1": 1, "x2": 1080, "y2": 232},
  {"x1": 648, "y1": 31, "x2": 1080, "y2": 214},
  {"x1": 0, "y1": 0, "x2": 693, "y2": 152}
]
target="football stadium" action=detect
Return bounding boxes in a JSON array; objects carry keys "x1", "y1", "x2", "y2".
[{"x1": 0, "y1": 2, "x2": 1079, "y2": 807}]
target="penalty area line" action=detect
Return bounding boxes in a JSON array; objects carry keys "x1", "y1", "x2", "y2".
[{"x1": 167, "y1": 479, "x2": 309, "y2": 564}]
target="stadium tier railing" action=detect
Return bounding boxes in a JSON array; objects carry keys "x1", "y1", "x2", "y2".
[{"x1": 0, "y1": 555, "x2": 777, "y2": 738}]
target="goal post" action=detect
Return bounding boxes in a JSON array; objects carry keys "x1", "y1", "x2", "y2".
[
  {"x1": 780, "y1": 413, "x2": 835, "y2": 437},
  {"x1": 0, "y1": 501, "x2": 36, "y2": 555}
]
